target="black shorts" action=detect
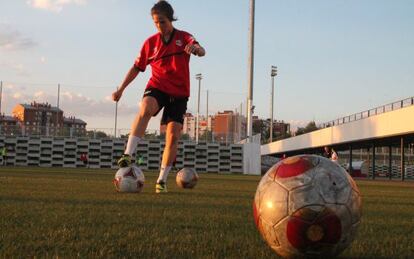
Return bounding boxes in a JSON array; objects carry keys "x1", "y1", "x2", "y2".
[{"x1": 143, "y1": 88, "x2": 188, "y2": 125}]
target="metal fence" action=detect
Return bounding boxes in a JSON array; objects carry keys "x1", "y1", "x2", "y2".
[{"x1": 319, "y1": 96, "x2": 414, "y2": 128}]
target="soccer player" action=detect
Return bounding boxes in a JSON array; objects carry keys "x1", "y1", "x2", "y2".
[{"x1": 112, "y1": 1, "x2": 205, "y2": 193}]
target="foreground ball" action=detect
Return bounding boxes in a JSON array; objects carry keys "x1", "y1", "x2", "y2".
[
  {"x1": 113, "y1": 165, "x2": 145, "y2": 193},
  {"x1": 253, "y1": 155, "x2": 362, "y2": 258},
  {"x1": 176, "y1": 168, "x2": 199, "y2": 189}
]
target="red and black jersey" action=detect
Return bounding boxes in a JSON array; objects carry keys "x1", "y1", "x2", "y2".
[{"x1": 134, "y1": 29, "x2": 198, "y2": 98}]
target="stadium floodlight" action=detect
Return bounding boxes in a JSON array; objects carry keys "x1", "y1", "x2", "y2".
[
  {"x1": 270, "y1": 66, "x2": 277, "y2": 142},
  {"x1": 195, "y1": 73, "x2": 202, "y2": 144},
  {"x1": 247, "y1": 0, "x2": 255, "y2": 142}
]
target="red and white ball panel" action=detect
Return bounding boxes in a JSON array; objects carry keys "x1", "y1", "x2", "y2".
[
  {"x1": 253, "y1": 154, "x2": 362, "y2": 258},
  {"x1": 269, "y1": 155, "x2": 320, "y2": 191},
  {"x1": 256, "y1": 181, "x2": 288, "y2": 227},
  {"x1": 113, "y1": 166, "x2": 145, "y2": 193}
]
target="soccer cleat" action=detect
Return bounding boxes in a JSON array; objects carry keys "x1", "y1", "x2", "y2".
[
  {"x1": 155, "y1": 181, "x2": 168, "y2": 193},
  {"x1": 117, "y1": 154, "x2": 132, "y2": 168}
]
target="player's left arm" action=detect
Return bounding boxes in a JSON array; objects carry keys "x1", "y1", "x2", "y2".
[
  {"x1": 183, "y1": 33, "x2": 205, "y2": 57},
  {"x1": 184, "y1": 42, "x2": 205, "y2": 57}
]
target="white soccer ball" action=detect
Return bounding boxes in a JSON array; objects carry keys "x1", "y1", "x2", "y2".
[
  {"x1": 253, "y1": 155, "x2": 362, "y2": 258},
  {"x1": 176, "y1": 168, "x2": 199, "y2": 189},
  {"x1": 113, "y1": 166, "x2": 145, "y2": 193}
]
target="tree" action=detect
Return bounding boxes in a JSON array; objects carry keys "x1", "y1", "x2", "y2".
[
  {"x1": 86, "y1": 130, "x2": 108, "y2": 139},
  {"x1": 181, "y1": 133, "x2": 191, "y2": 141},
  {"x1": 276, "y1": 131, "x2": 292, "y2": 140},
  {"x1": 199, "y1": 130, "x2": 213, "y2": 143},
  {"x1": 295, "y1": 121, "x2": 319, "y2": 136},
  {"x1": 144, "y1": 131, "x2": 159, "y2": 140},
  {"x1": 120, "y1": 133, "x2": 129, "y2": 139}
]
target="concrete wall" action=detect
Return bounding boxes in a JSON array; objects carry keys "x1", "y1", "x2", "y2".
[
  {"x1": 0, "y1": 136, "x2": 244, "y2": 173},
  {"x1": 262, "y1": 105, "x2": 414, "y2": 155}
]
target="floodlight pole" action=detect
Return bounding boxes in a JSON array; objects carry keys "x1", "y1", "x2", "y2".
[
  {"x1": 195, "y1": 73, "x2": 202, "y2": 143},
  {"x1": 206, "y1": 89, "x2": 209, "y2": 142},
  {"x1": 270, "y1": 66, "x2": 277, "y2": 142},
  {"x1": 56, "y1": 83, "x2": 60, "y2": 134},
  {"x1": 0, "y1": 81, "x2": 2, "y2": 115},
  {"x1": 115, "y1": 87, "x2": 118, "y2": 138},
  {"x1": 57, "y1": 83, "x2": 60, "y2": 109},
  {"x1": 246, "y1": 0, "x2": 255, "y2": 142}
]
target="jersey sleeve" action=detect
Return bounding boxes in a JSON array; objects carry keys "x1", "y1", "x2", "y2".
[
  {"x1": 183, "y1": 32, "x2": 199, "y2": 46},
  {"x1": 134, "y1": 41, "x2": 149, "y2": 72}
]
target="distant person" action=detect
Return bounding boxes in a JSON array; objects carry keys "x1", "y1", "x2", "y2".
[
  {"x1": 1, "y1": 147, "x2": 6, "y2": 166},
  {"x1": 80, "y1": 153, "x2": 88, "y2": 168},
  {"x1": 111, "y1": 1, "x2": 205, "y2": 193},
  {"x1": 323, "y1": 146, "x2": 338, "y2": 163},
  {"x1": 331, "y1": 148, "x2": 339, "y2": 163}
]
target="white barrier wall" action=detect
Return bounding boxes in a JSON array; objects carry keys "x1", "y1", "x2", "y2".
[
  {"x1": 262, "y1": 105, "x2": 414, "y2": 155},
  {"x1": 243, "y1": 142, "x2": 261, "y2": 175},
  {"x1": 0, "y1": 136, "x2": 244, "y2": 173}
]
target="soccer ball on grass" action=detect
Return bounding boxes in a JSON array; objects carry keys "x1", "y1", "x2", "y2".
[
  {"x1": 176, "y1": 168, "x2": 199, "y2": 189},
  {"x1": 113, "y1": 165, "x2": 145, "y2": 193},
  {"x1": 253, "y1": 155, "x2": 362, "y2": 258}
]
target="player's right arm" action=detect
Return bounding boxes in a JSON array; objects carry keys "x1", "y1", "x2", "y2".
[
  {"x1": 112, "y1": 66, "x2": 140, "y2": 102},
  {"x1": 112, "y1": 40, "x2": 150, "y2": 102}
]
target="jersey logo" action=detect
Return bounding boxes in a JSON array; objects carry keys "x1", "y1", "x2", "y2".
[{"x1": 176, "y1": 40, "x2": 183, "y2": 47}]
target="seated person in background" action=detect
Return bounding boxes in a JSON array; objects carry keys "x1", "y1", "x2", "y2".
[{"x1": 323, "y1": 146, "x2": 338, "y2": 162}]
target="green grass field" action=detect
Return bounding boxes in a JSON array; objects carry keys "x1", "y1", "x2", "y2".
[{"x1": 1, "y1": 167, "x2": 413, "y2": 258}]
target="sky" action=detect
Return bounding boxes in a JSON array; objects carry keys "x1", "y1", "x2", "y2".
[{"x1": 1, "y1": 0, "x2": 414, "y2": 135}]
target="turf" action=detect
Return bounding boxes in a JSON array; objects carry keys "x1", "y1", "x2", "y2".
[{"x1": 0, "y1": 167, "x2": 413, "y2": 258}]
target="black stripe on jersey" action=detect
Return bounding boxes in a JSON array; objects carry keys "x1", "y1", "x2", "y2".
[{"x1": 148, "y1": 51, "x2": 185, "y2": 63}]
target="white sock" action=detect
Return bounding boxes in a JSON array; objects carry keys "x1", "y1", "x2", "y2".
[
  {"x1": 157, "y1": 166, "x2": 172, "y2": 184},
  {"x1": 124, "y1": 135, "x2": 141, "y2": 156}
]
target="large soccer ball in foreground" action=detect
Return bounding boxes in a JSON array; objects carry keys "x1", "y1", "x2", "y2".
[
  {"x1": 176, "y1": 168, "x2": 199, "y2": 189},
  {"x1": 253, "y1": 155, "x2": 362, "y2": 258},
  {"x1": 113, "y1": 166, "x2": 145, "y2": 193}
]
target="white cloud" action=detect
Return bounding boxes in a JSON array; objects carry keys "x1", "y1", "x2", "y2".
[
  {"x1": 5, "y1": 84, "x2": 15, "y2": 90},
  {"x1": 0, "y1": 83, "x2": 141, "y2": 129},
  {"x1": 34, "y1": 91, "x2": 45, "y2": 98},
  {"x1": 0, "y1": 61, "x2": 31, "y2": 76},
  {"x1": 40, "y1": 56, "x2": 47, "y2": 63},
  {"x1": 26, "y1": 0, "x2": 87, "y2": 13},
  {"x1": 2, "y1": 88, "x2": 137, "y2": 120},
  {"x1": 0, "y1": 23, "x2": 37, "y2": 51},
  {"x1": 13, "y1": 92, "x2": 22, "y2": 99}
]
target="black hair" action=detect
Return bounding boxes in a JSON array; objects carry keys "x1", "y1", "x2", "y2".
[{"x1": 151, "y1": 1, "x2": 177, "y2": 22}]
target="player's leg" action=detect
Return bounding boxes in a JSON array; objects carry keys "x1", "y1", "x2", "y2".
[
  {"x1": 131, "y1": 96, "x2": 159, "y2": 137},
  {"x1": 156, "y1": 121, "x2": 182, "y2": 193},
  {"x1": 118, "y1": 96, "x2": 160, "y2": 167},
  {"x1": 155, "y1": 97, "x2": 187, "y2": 193}
]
